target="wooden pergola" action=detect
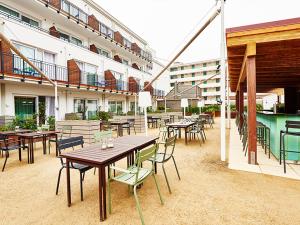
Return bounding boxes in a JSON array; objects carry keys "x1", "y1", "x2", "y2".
[{"x1": 226, "y1": 17, "x2": 300, "y2": 164}]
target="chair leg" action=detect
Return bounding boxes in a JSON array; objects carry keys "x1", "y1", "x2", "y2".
[
  {"x1": 283, "y1": 135, "x2": 286, "y2": 173},
  {"x1": 133, "y1": 185, "x2": 146, "y2": 225},
  {"x1": 80, "y1": 172, "x2": 84, "y2": 201},
  {"x1": 56, "y1": 167, "x2": 64, "y2": 195},
  {"x1": 172, "y1": 156, "x2": 181, "y2": 180},
  {"x1": 2, "y1": 152, "x2": 8, "y2": 172},
  {"x1": 82, "y1": 172, "x2": 85, "y2": 181},
  {"x1": 162, "y1": 164, "x2": 171, "y2": 194},
  {"x1": 94, "y1": 167, "x2": 97, "y2": 175},
  {"x1": 48, "y1": 140, "x2": 51, "y2": 154},
  {"x1": 152, "y1": 174, "x2": 164, "y2": 204}
]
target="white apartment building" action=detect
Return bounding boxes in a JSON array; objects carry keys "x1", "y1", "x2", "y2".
[
  {"x1": 169, "y1": 59, "x2": 221, "y2": 105},
  {"x1": 0, "y1": 0, "x2": 169, "y2": 120}
]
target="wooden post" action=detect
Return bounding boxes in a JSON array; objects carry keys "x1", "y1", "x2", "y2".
[
  {"x1": 239, "y1": 85, "x2": 244, "y2": 128},
  {"x1": 247, "y1": 56, "x2": 257, "y2": 164},
  {"x1": 236, "y1": 91, "x2": 239, "y2": 114}
]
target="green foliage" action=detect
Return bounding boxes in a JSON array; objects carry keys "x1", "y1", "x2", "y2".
[
  {"x1": 186, "y1": 106, "x2": 200, "y2": 114},
  {"x1": 38, "y1": 99, "x2": 46, "y2": 125},
  {"x1": 47, "y1": 116, "x2": 55, "y2": 130},
  {"x1": 230, "y1": 104, "x2": 236, "y2": 111},
  {"x1": 157, "y1": 106, "x2": 165, "y2": 111},
  {"x1": 23, "y1": 115, "x2": 37, "y2": 130},
  {"x1": 244, "y1": 104, "x2": 263, "y2": 112},
  {"x1": 201, "y1": 104, "x2": 220, "y2": 113},
  {"x1": 65, "y1": 113, "x2": 80, "y2": 120},
  {"x1": 96, "y1": 111, "x2": 112, "y2": 121}
]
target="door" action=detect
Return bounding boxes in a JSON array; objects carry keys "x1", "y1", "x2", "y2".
[{"x1": 15, "y1": 97, "x2": 36, "y2": 119}]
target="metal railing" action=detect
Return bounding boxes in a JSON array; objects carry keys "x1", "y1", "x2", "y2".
[{"x1": 61, "y1": 0, "x2": 88, "y2": 23}]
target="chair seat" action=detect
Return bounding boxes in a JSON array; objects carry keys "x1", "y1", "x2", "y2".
[
  {"x1": 1, "y1": 144, "x2": 22, "y2": 151},
  {"x1": 111, "y1": 166, "x2": 151, "y2": 185},
  {"x1": 149, "y1": 153, "x2": 171, "y2": 163},
  {"x1": 63, "y1": 162, "x2": 92, "y2": 171}
]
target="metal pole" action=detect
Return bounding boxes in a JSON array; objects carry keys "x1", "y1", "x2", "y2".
[
  {"x1": 164, "y1": 97, "x2": 167, "y2": 113},
  {"x1": 55, "y1": 81, "x2": 59, "y2": 121},
  {"x1": 144, "y1": 6, "x2": 221, "y2": 90},
  {"x1": 220, "y1": 0, "x2": 226, "y2": 161},
  {"x1": 226, "y1": 65, "x2": 231, "y2": 128},
  {"x1": 144, "y1": 107, "x2": 148, "y2": 136},
  {"x1": 134, "y1": 95, "x2": 137, "y2": 117}
]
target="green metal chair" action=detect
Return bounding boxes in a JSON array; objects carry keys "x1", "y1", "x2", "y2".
[
  {"x1": 49, "y1": 125, "x2": 72, "y2": 154},
  {"x1": 148, "y1": 135, "x2": 180, "y2": 193},
  {"x1": 41, "y1": 124, "x2": 50, "y2": 131},
  {"x1": 108, "y1": 144, "x2": 164, "y2": 225}
]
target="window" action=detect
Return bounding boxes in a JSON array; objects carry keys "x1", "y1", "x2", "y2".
[
  {"x1": 170, "y1": 68, "x2": 177, "y2": 72},
  {"x1": 181, "y1": 74, "x2": 184, "y2": 78},
  {"x1": 70, "y1": 37, "x2": 83, "y2": 46},
  {"x1": 192, "y1": 81, "x2": 195, "y2": 86},
  {"x1": 21, "y1": 15, "x2": 39, "y2": 27},
  {"x1": 0, "y1": 5, "x2": 19, "y2": 17},
  {"x1": 192, "y1": 73, "x2": 195, "y2": 77},
  {"x1": 204, "y1": 81, "x2": 207, "y2": 84},
  {"x1": 123, "y1": 38, "x2": 131, "y2": 48},
  {"x1": 170, "y1": 83, "x2": 175, "y2": 87},
  {"x1": 216, "y1": 78, "x2": 220, "y2": 83},
  {"x1": 216, "y1": 87, "x2": 220, "y2": 91},
  {"x1": 170, "y1": 75, "x2": 177, "y2": 79},
  {"x1": 203, "y1": 63, "x2": 207, "y2": 67},
  {"x1": 85, "y1": 63, "x2": 98, "y2": 85},
  {"x1": 86, "y1": 100, "x2": 97, "y2": 119},
  {"x1": 203, "y1": 88, "x2": 207, "y2": 92},
  {"x1": 59, "y1": 32, "x2": 70, "y2": 42},
  {"x1": 192, "y1": 65, "x2": 195, "y2": 69},
  {"x1": 108, "y1": 101, "x2": 123, "y2": 114},
  {"x1": 216, "y1": 61, "x2": 220, "y2": 65},
  {"x1": 122, "y1": 59, "x2": 129, "y2": 65},
  {"x1": 181, "y1": 66, "x2": 184, "y2": 70},
  {"x1": 101, "y1": 50, "x2": 110, "y2": 58},
  {"x1": 62, "y1": 0, "x2": 70, "y2": 12},
  {"x1": 203, "y1": 71, "x2": 207, "y2": 76},
  {"x1": 100, "y1": 23, "x2": 114, "y2": 39},
  {"x1": 204, "y1": 96, "x2": 207, "y2": 100},
  {"x1": 15, "y1": 96, "x2": 36, "y2": 119}
]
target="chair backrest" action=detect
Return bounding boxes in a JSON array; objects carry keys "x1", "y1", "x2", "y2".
[
  {"x1": 286, "y1": 120, "x2": 300, "y2": 133},
  {"x1": 60, "y1": 125, "x2": 72, "y2": 139},
  {"x1": 41, "y1": 124, "x2": 50, "y2": 131},
  {"x1": 94, "y1": 130, "x2": 112, "y2": 143},
  {"x1": 57, "y1": 136, "x2": 84, "y2": 165},
  {"x1": 134, "y1": 144, "x2": 158, "y2": 183},
  {"x1": 163, "y1": 135, "x2": 177, "y2": 160},
  {"x1": 127, "y1": 118, "x2": 135, "y2": 126}
]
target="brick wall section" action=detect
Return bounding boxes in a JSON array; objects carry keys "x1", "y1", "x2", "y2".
[
  {"x1": 128, "y1": 77, "x2": 139, "y2": 93},
  {"x1": 49, "y1": 26, "x2": 60, "y2": 38},
  {"x1": 114, "y1": 31, "x2": 124, "y2": 45},
  {"x1": 67, "y1": 59, "x2": 81, "y2": 85},
  {"x1": 144, "y1": 81, "x2": 153, "y2": 95},
  {"x1": 132, "y1": 63, "x2": 139, "y2": 70},
  {"x1": 131, "y1": 43, "x2": 141, "y2": 55},
  {"x1": 0, "y1": 41, "x2": 13, "y2": 74},
  {"x1": 49, "y1": 0, "x2": 61, "y2": 10},
  {"x1": 104, "y1": 70, "x2": 117, "y2": 90},
  {"x1": 113, "y1": 55, "x2": 122, "y2": 63},
  {"x1": 88, "y1": 15, "x2": 99, "y2": 31},
  {"x1": 89, "y1": 44, "x2": 99, "y2": 54}
]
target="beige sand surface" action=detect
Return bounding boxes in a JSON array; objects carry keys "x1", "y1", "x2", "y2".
[{"x1": 1, "y1": 119, "x2": 300, "y2": 225}]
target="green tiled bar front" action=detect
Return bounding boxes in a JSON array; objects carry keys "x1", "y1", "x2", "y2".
[{"x1": 257, "y1": 112, "x2": 300, "y2": 161}]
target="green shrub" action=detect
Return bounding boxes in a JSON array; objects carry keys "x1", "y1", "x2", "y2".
[
  {"x1": 47, "y1": 116, "x2": 55, "y2": 130},
  {"x1": 96, "y1": 111, "x2": 112, "y2": 121}
]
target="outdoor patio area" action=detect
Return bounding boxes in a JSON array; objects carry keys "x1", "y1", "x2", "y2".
[{"x1": 1, "y1": 118, "x2": 300, "y2": 225}]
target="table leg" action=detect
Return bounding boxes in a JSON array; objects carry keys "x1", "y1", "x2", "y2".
[
  {"x1": 55, "y1": 134, "x2": 58, "y2": 156},
  {"x1": 66, "y1": 159, "x2": 71, "y2": 207},
  {"x1": 43, "y1": 135, "x2": 46, "y2": 155},
  {"x1": 102, "y1": 166, "x2": 107, "y2": 219},
  {"x1": 119, "y1": 125, "x2": 123, "y2": 137},
  {"x1": 31, "y1": 138, "x2": 34, "y2": 163},
  {"x1": 98, "y1": 166, "x2": 104, "y2": 221},
  {"x1": 18, "y1": 137, "x2": 21, "y2": 161},
  {"x1": 185, "y1": 128, "x2": 188, "y2": 145}
]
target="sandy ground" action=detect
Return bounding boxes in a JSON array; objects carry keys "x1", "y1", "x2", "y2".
[{"x1": 1, "y1": 118, "x2": 300, "y2": 225}]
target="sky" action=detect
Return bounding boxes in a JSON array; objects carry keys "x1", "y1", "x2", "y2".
[{"x1": 94, "y1": 0, "x2": 300, "y2": 64}]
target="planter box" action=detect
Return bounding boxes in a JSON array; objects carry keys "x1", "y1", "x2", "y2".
[
  {"x1": 0, "y1": 115, "x2": 14, "y2": 126},
  {"x1": 56, "y1": 120, "x2": 100, "y2": 144}
]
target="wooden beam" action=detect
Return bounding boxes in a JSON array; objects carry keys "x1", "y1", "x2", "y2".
[
  {"x1": 236, "y1": 43, "x2": 256, "y2": 91},
  {"x1": 246, "y1": 56, "x2": 257, "y2": 165}
]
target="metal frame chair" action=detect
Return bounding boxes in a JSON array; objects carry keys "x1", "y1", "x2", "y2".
[
  {"x1": 148, "y1": 135, "x2": 180, "y2": 193},
  {"x1": 49, "y1": 125, "x2": 72, "y2": 154},
  {"x1": 0, "y1": 134, "x2": 24, "y2": 171},
  {"x1": 55, "y1": 136, "x2": 92, "y2": 201},
  {"x1": 107, "y1": 144, "x2": 163, "y2": 225},
  {"x1": 123, "y1": 118, "x2": 136, "y2": 135}
]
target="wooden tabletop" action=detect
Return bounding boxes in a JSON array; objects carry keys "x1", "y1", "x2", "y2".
[
  {"x1": 61, "y1": 135, "x2": 158, "y2": 165},
  {"x1": 167, "y1": 121, "x2": 195, "y2": 128},
  {"x1": 16, "y1": 131, "x2": 60, "y2": 138},
  {"x1": 109, "y1": 121, "x2": 129, "y2": 125},
  {"x1": 0, "y1": 129, "x2": 32, "y2": 135}
]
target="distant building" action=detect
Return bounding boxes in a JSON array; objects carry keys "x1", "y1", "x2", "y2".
[{"x1": 168, "y1": 59, "x2": 221, "y2": 105}]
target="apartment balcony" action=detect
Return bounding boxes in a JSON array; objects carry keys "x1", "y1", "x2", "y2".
[
  {"x1": 202, "y1": 91, "x2": 221, "y2": 97},
  {"x1": 169, "y1": 65, "x2": 219, "y2": 76},
  {"x1": 128, "y1": 77, "x2": 141, "y2": 93},
  {"x1": 170, "y1": 75, "x2": 221, "y2": 83},
  {"x1": 153, "y1": 89, "x2": 165, "y2": 98},
  {"x1": 37, "y1": 0, "x2": 152, "y2": 62}
]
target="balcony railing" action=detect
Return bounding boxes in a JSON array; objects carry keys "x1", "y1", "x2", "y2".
[
  {"x1": 61, "y1": 0, "x2": 88, "y2": 23},
  {"x1": 153, "y1": 89, "x2": 165, "y2": 98}
]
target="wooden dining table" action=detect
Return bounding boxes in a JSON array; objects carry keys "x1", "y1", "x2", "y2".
[
  {"x1": 16, "y1": 131, "x2": 60, "y2": 163},
  {"x1": 109, "y1": 121, "x2": 129, "y2": 137},
  {"x1": 166, "y1": 121, "x2": 196, "y2": 145},
  {"x1": 60, "y1": 135, "x2": 158, "y2": 222}
]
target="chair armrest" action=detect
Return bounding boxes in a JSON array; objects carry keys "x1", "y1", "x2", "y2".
[{"x1": 110, "y1": 166, "x2": 133, "y2": 174}]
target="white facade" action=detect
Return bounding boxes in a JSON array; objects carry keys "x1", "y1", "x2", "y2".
[
  {"x1": 0, "y1": 0, "x2": 169, "y2": 120},
  {"x1": 169, "y1": 59, "x2": 221, "y2": 105}
]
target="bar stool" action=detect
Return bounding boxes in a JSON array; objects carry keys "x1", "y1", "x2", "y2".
[
  {"x1": 256, "y1": 122, "x2": 271, "y2": 158},
  {"x1": 280, "y1": 120, "x2": 300, "y2": 173}
]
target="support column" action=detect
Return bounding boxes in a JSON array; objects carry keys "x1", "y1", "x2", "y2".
[
  {"x1": 235, "y1": 90, "x2": 239, "y2": 122},
  {"x1": 247, "y1": 56, "x2": 257, "y2": 165},
  {"x1": 239, "y1": 85, "x2": 244, "y2": 128}
]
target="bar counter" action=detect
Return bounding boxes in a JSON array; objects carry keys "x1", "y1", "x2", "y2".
[{"x1": 257, "y1": 112, "x2": 300, "y2": 160}]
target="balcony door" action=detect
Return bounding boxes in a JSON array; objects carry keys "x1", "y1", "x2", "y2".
[
  {"x1": 15, "y1": 96, "x2": 36, "y2": 119},
  {"x1": 13, "y1": 44, "x2": 36, "y2": 75}
]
